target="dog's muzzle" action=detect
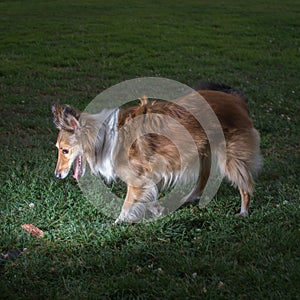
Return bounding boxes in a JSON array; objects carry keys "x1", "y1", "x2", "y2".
[{"x1": 55, "y1": 171, "x2": 68, "y2": 179}]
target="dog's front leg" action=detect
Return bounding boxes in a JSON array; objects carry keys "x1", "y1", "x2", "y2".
[
  {"x1": 115, "y1": 184, "x2": 158, "y2": 224},
  {"x1": 114, "y1": 185, "x2": 146, "y2": 224}
]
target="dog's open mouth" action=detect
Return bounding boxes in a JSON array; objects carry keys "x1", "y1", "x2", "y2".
[{"x1": 73, "y1": 156, "x2": 83, "y2": 181}]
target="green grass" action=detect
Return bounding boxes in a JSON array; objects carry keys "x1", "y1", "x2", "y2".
[{"x1": 0, "y1": 0, "x2": 299, "y2": 299}]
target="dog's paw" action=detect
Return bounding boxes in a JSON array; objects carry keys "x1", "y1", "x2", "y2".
[
  {"x1": 114, "y1": 216, "x2": 124, "y2": 225},
  {"x1": 147, "y1": 203, "x2": 166, "y2": 217},
  {"x1": 115, "y1": 203, "x2": 147, "y2": 224},
  {"x1": 235, "y1": 211, "x2": 249, "y2": 218}
]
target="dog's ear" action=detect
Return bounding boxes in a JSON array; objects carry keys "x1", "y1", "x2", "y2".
[{"x1": 52, "y1": 104, "x2": 81, "y2": 132}]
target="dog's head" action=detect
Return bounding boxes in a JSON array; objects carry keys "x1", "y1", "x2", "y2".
[{"x1": 52, "y1": 104, "x2": 86, "y2": 181}]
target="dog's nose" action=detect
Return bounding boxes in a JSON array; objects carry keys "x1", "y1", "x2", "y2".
[{"x1": 55, "y1": 172, "x2": 62, "y2": 179}]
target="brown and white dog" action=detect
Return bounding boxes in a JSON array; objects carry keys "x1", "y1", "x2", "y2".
[{"x1": 52, "y1": 83, "x2": 262, "y2": 223}]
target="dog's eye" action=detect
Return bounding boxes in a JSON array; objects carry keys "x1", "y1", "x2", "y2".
[{"x1": 62, "y1": 149, "x2": 69, "y2": 154}]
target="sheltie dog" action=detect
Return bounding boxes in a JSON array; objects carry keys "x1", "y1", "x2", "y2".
[{"x1": 52, "y1": 83, "x2": 262, "y2": 223}]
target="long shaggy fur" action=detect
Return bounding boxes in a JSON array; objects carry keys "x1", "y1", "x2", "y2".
[{"x1": 52, "y1": 83, "x2": 262, "y2": 223}]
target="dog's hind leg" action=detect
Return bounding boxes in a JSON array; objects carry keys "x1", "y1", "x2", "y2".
[
  {"x1": 225, "y1": 157, "x2": 254, "y2": 217},
  {"x1": 239, "y1": 188, "x2": 251, "y2": 217},
  {"x1": 225, "y1": 129, "x2": 262, "y2": 217},
  {"x1": 181, "y1": 155, "x2": 211, "y2": 205}
]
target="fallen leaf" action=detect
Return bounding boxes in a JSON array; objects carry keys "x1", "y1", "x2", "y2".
[{"x1": 21, "y1": 224, "x2": 44, "y2": 238}]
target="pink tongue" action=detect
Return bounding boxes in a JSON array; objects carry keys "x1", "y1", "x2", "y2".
[
  {"x1": 72, "y1": 158, "x2": 80, "y2": 181},
  {"x1": 72, "y1": 172, "x2": 79, "y2": 181}
]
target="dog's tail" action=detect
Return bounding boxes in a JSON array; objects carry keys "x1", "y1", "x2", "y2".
[{"x1": 194, "y1": 82, "x2": 249, "y2": 103}]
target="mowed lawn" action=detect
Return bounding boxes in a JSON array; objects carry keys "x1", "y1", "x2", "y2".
[{"x1": 0, "y1": 0, "x2": 299, "y2": 299}]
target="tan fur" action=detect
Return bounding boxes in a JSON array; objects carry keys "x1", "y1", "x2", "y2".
[{"x1": 52, "y1": 88, "x2": 262, "y2": 222}]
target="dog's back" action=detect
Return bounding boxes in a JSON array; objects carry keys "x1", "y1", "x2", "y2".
[{"x1": 194, "y1": 82, "x2": 249, "y2": 103}]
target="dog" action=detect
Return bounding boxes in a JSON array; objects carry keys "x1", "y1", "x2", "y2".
[{"x1": 52, "y1": 83, "x2": 262, "y2": 223}]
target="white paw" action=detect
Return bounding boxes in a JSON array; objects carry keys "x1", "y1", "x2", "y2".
[
  {"x1": 235, "y1": 211, "x2": 249, "y2": 218},
  {"x1": 115, "y1": 203, "x2": 147, "y2": 224},
  {"x1": 147, "y1": 203, "x2": 166, "y2": 217}
]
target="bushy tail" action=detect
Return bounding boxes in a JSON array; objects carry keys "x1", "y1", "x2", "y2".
[{"x1": 194, "y1": 82, "x2": 249, "y2": 103}]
